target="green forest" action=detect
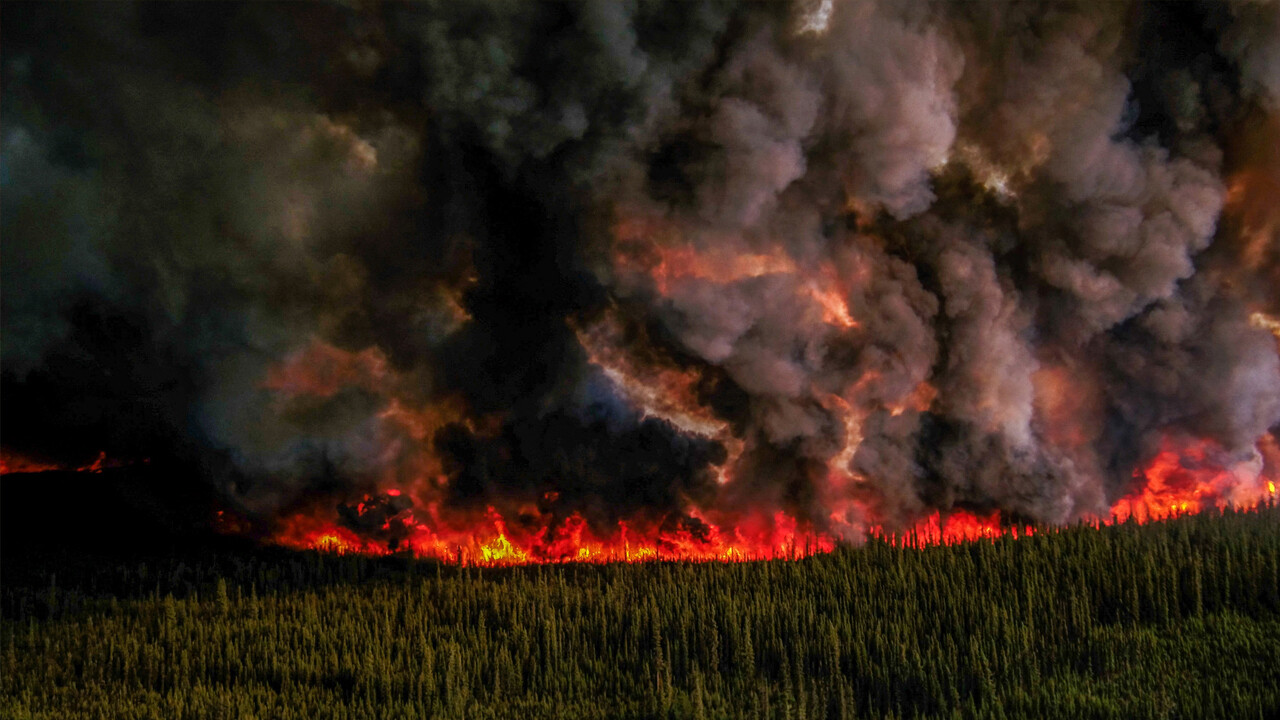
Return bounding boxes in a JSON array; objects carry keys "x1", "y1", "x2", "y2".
[{"x1": 4, "y1": 506, "x2": 1280, "y2": 720}]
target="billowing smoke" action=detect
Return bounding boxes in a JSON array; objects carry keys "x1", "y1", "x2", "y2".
[{"x1": 4, "y1": 1, "x2": 1279, "y2": 544}]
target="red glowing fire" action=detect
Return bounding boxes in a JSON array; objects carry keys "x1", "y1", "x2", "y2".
[
  {"x1": 1109, "y1": 437, "x2": 1273, "y2": 523},
  {"x1": 212, "y1": 245, "x2": 1278, "y2": 565},
  {"x1": 9, "y1": 233, "x2": 1277, "y2": 566},
  {"x1": 246, "y1": 430, "x2": 1277, "y2": 565},
  {"x1": 0, "y1": 450, "x2": 129, "y2": 476},
  {"x1": 269, "y1": 504, "x2": 836, "y2": 564},
  {"x1": 5, "y1": 435, "x2": 1275, "y2": 565},
  {"x1": 871, "y1": 510, "x2": 1033, "y2": 549},
  {"x1": 0, "y1": 453, "x2": 63, "y2": 475}
]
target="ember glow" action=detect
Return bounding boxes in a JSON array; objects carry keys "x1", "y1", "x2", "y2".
[
  {"x1": 5, "y1": 2, "x2": 1280, "y2": 565},
  {"x1": 0, "y1": 453, "x2": 64, "y2": 476},
  {"x1": 0, "y1": 451, "x2": 129, "y2": 476}
]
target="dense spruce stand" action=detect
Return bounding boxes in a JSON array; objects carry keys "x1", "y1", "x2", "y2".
[{"x1": 4, "y1": 504, "x2": 1279, "y2": 719}]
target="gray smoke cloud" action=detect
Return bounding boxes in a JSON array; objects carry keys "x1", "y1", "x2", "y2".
[{"x1": 3, "y1": 0, "x2": 1278, "y2": 541}]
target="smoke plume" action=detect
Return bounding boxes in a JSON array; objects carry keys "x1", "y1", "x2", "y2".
[{"x1": 4, "y1": 0, "x2": 1279, "y2": 546}]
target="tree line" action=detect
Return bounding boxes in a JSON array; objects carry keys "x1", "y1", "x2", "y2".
[{"x1": 3, "y1": 504, "x2": 1279, "y2": 719}]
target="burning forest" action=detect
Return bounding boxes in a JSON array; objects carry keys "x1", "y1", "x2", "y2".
[{"x1": 4, "y1": 1, "x2": 1280, "y2": 565}]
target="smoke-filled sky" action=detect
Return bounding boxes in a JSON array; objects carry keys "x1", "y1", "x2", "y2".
[{"x1": 4, "y1": 1, "x2": 1279, "y2": 543}]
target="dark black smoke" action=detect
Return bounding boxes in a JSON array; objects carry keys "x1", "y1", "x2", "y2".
[{"x1": 4, "y1": 1, "x2": 1278, "y2": 538}]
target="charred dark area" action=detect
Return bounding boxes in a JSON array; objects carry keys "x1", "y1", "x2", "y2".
[{"x1": 0, "y1": 466, "x2": 224, "y2": 555}]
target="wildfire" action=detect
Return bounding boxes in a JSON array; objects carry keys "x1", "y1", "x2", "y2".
[
  {"x1": 268, "y1": 502, "x2": 836, "y2": 565},
  {"x1": 877, "y1": 436, "x2": 1278, "y2": 549},
  {"x1": 1107, "y1": 437, "x2": 1269, "y2": 523},
  {"x1": 0, "y1": 453, "x2": 64, "y2": 475},
  {"x1": 10, "y1": 428, "x2": 1274, "y2": 566},
  {"x1": 0, "y1": 450, "x2": 128, "y2": 475},
  {"x1": 252, "y1": 429, "x2": 1278, "y2": 564},
  {"x1": 874, "y1": 509, "x2": 1032, "y2": 549}
]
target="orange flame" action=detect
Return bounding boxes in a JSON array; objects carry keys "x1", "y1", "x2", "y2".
[
  {"x1": 1107, "y1": 437, "x2": 1270, "y2": 523},
  {"x1": 255, "y1": 431, "x2": 1279, "y2": 564},
  {"x1": 0, "y1": 450, "x2": 133, "y2": 475},
  {"x1": 806, "y1": 271, "x2": 858, "y2": 329},
  {"x1": 267, "y1": 502, "x2": 837, "y2": 565},
  {"x1": 226, "y1": 273, "x2": 1280, "y2": 563},
  {"x1": 873, "y1": 509, "x2": 1033, "y2": 549},
  {"x1": 0, "y1": 452, "x2": 64, "y2": 475}
]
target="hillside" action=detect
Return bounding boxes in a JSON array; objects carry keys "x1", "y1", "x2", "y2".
[{"x1": 4, "y1": 505, "x2": 1280, "y2": 719}]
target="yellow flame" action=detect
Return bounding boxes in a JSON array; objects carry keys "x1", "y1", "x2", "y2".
[
  {"x1": 480, "y1": 533, "x2": 528, "y2": 564},
  {"x1": 1250, "y1": 312, "x2": 1280, "y2": 339},
  {"x1": 807, "y1": 284, "x2": 858, "y2": 329}
]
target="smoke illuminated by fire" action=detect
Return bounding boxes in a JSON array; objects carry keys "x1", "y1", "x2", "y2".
[
  {"x1": 5, "y1": 2, "x2": 1280, "y2": 569},
  {"x1": 1109, "y1": 437, "x2": 1276, "y2": 523},
  {"x1": 612, "y1": 214, "x2": 858, "y2": 333},
  {"x1": 237, "y1": 429, "x2": 1277, "y2": 565},
  {"x1": 1252, "y1": 312, "x2": 1280, "y2": 340},
  {"x1": 574, "y1": 313, "x2": 730, "y2": 439}
]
